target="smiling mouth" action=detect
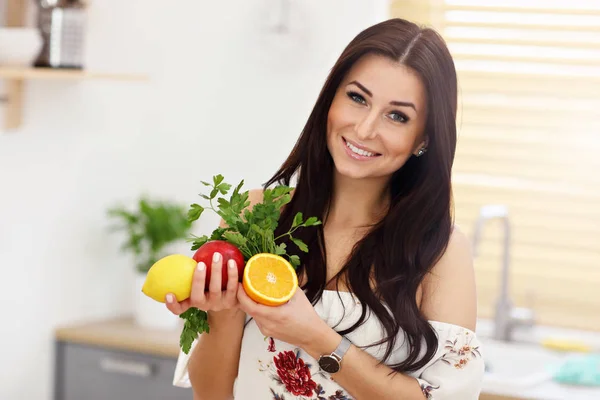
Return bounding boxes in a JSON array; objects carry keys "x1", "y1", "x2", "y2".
[{"x1": 343, "y1": 137, "x2": 381, "y2": 158}]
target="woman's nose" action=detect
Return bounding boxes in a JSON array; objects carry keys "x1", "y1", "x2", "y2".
[{"x1": 354, "y1": 111, "x2": 379, "y2": 140}]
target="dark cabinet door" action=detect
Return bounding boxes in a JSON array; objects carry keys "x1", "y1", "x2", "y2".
[{"x1": 55, "y1": 342, "x2": 192, "y2": 400}]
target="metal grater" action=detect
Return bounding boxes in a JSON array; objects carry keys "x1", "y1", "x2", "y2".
[{"x1": 34, "y1": 0, "x2": 87, "y2": 69}]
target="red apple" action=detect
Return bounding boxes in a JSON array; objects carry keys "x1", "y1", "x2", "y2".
[{"x1": 192, "y1": 240, "x2": 245, "y2": 291}]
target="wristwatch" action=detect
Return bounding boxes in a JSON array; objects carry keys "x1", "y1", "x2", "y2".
[{"x1": 317, "y1": 336, "x2": 352, "y2": 374}]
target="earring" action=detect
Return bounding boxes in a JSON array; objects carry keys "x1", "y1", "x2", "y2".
[{"x1": 417, "y1": 148, "x2": 427, "y2": 157}]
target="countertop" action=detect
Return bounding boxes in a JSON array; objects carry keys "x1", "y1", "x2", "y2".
[
  {"x1": 54, "y1": 316, "x2": 182, "y2": 358},
  {"x1": 54, "y1": 317, "x2": 600, "y2": 399}
]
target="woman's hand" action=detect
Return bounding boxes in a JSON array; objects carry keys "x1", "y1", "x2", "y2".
[
  {"x1": 165, "y1": 252, "x2": 240, "y2": 315},
  {"x1": 236, "y1": 285, "x2": 336, "y2": 351}
]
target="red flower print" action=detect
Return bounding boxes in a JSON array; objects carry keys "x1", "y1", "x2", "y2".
[
  {"x1": 273, "y1": 350, "x2": 317, "y2": 396},
  {"x1": 268, "y1": 337, "x2": 276, "y2": 352}
]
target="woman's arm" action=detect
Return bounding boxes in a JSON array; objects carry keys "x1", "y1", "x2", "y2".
[
  {"x1": 171, "y1": 248, "x2": 246, "y2": 400},
  {"x1": 301, "y1": 227, "x2": 479, "y2": 399},
  {"x1": 188, "y1": 309, "x2": 247, "y2": 400}
]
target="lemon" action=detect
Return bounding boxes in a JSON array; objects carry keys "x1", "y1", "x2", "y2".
[{"x1": 141, "y1": 254, "x2": 197, "y2": 303}]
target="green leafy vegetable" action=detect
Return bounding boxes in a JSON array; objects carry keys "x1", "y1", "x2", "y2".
[
  {"x1": 179, "y1": 308, "x2": 209, "y2": 354},
  {"x1": 178, "y1": 174, "x2": 321, "y2": 354}
]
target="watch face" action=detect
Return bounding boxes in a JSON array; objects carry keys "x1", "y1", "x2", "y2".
[{"x1": 318, "y1": 355, "x2": 340, "y2": 374}]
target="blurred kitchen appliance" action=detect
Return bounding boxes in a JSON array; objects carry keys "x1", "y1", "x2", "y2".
[{"x1": 33, "y1": 0, "x2": 87, "y2": 69}]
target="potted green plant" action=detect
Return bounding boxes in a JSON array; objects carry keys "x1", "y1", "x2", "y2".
[{"x1": 108, "y1": 197, "x2": 192, "y2": 330}]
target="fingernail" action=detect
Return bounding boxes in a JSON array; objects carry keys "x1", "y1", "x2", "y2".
[
  {"x1": 228, "y1": 259, "x2": 235, "y2": 269},
  {"x1": 213, "y1": 252, "x2": 221, "y2": 262},
  {"x1": 197, "y1": 262, "x2": 206, "y2": 272},
  {"x1": 166, "y1": 294, "x2": 174, "y2": 303}
]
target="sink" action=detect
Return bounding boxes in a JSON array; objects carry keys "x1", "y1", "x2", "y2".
[
  {"x1": 481, "y1": 338, "x2": 565, "y2": 395},
  {"x1": 475, "y1": 321, "x2": 600, "y2": 399}
]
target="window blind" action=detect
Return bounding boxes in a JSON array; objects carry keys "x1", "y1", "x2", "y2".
[{"x1": 391, "y1": 0, "x2": 600, "y2": 331}]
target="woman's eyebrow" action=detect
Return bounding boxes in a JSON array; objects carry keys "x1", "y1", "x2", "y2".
[{"x1": 348, "y1": 80, "x2": 416, "y2": 111}]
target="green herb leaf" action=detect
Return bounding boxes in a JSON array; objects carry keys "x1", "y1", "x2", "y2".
[
  {"x1": 289, "y1": 254, "x2": 301, "y2": 269},
  {"x1": 190, "y1": 234, "x2": 209, "y2": 250},
  {"x1": 232, "y1": 179, "x2": 245, "y2": 196},
  {"x1": 292, "y1": 212, "x2": 303, "y2": 228},
  {"x1": 201, "y1": 181, "x2": 211, "y2": 187},
  {"x1": 213, "y1": 174, "x2": 224, "y2": 187},
  {"x1": 217, "y1": 197, "x2": 230, "y2": 210},
  {"x1": 251, "y1": 224, "x2": 265, "y2": 236},
  {"x1": 210, "y1": 227, "x2": 227, "y2": 240},
  {"x1": 179, "y1": 308, "x2": 209, "y2": 354},
  {"x1": 274, "y1": 194, "x2": 292, "y2": 210},
  {"x1": 304, "y1": 216, "x2": 321, "y2": 227},
  {"x1": 223, "y1": 231, "x2": 248, "y2": 248},
  {"x1": 271, "y1": 185, "x2": 292, "y2": 198},
  {"x1": 291, "y1": 237, "x2": 309, "y2": 252},
  {"x1": 217, "y1": 182, "x2": 232, "y2": 194},
  {"x1": 275, "y1": 242, "x2": 287, "y2": 255},
  {"x1": 187, "y1": 203, "x2": 204, "y2": 222}
]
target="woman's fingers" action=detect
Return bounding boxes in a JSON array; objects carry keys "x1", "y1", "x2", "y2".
[
  {"x1": 166, "y1": 252, "x2": 241, "y2": 315},
  {"x1": 165, "y1": 294, "x2": 188, "y2": 315},
  {"x1": 224, "y1": 259, "x2": 239, "y2": 307},
  {"x1": 190, "y1": 261, "x2": 207, "y2": 306},
  {"x1": 208, "y1": 252, "x2": 223, "y2": 300}
]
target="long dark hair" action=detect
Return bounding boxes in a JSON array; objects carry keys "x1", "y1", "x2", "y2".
[{"x1": 264, "y1": 18, "x2": 458, "y2": 373}]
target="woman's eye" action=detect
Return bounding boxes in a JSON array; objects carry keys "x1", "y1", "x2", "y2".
[
  {"x1": 389, "y1": 112, "x2": 409, "y2": 123},
  {"x1": 347, "y1": 91, "x2": 366, "y2": 105}
]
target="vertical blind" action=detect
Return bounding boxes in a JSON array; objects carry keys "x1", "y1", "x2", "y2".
[{"x1": 391, "y1": 0, "x2": 600, "y2": 331}]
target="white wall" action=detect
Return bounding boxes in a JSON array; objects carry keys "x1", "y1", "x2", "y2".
[{"x1": 0, "y1": 1, "x2": 389, "y2": 399}]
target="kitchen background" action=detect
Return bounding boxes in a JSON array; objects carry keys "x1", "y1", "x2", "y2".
[{"x1": 0, "y1": 1, "x2": 598, "y2": 400}]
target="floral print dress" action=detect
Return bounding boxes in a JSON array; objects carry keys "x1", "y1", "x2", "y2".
[{"x1": 173, "y1": 291, "x2": 485, "y2": 399}]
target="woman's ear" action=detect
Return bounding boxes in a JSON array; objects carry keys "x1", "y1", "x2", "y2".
[{"x1": 413, "y1": 137, "x2": 429, "y2": 157}]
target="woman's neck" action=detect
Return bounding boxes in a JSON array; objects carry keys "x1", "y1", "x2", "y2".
[{"x1": 326, "y1": 172, "x2": 390, "y2": 228}]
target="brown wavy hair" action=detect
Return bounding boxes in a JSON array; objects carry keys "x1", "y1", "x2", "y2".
[{"x1": 264, "y1": 18, "x2": 458, "y2": 372}]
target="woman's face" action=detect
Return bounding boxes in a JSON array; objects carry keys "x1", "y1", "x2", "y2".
[{"x1": 326, "y1": 54, "x2": 428, "y2": 181}]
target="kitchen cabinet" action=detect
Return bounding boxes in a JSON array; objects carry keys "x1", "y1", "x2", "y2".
[{"x1": 53, "y1": 317, "x2": 191, "y2": 400}]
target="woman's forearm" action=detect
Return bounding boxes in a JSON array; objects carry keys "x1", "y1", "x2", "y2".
[
  {"x1": 303, "y1": 327, "x2": 425, "y2": 400},
  {"x1": 188, "y1": 308, "x2": 246, "y2": 400}
]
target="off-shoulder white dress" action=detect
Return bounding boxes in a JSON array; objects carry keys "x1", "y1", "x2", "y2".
[{"x1": 173, "y1": 290, "x2": 485, "y2": 399}]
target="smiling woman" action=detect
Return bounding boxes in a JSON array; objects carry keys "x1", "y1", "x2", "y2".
[
  {"x1": 326, "y1": 55, "x2": 428, "y2": 180},
  {"x1": 170, "y1": 17, "x2": 484, "y2": 400}
]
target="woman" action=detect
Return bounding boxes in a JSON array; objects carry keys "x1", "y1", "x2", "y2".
[{"x1": 168, "y1": 18, "x2": 484, "y2": 399}]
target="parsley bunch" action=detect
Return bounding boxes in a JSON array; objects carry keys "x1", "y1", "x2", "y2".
[{"x1": 178, "y1": 175, "x2": 321, "y2": 354}]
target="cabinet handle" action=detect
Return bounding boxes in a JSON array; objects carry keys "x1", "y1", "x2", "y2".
[{"x1": 99, "y1": 357, "x2": 154, "y2": 378}]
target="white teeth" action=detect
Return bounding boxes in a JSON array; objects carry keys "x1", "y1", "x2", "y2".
[{"x1": 345, "y1": 140, "x2": 376, "y2": 157}]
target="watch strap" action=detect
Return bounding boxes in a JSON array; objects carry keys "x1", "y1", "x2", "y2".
[{"x1": 332, "y1": 336, "x2": 352, "y2": 360}]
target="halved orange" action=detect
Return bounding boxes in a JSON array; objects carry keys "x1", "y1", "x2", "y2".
[{"x1": 242, "y1": 253, "x2": 298, "y2": 306}]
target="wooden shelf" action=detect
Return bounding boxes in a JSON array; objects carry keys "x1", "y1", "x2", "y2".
[
  {"x1": 0, "y1": 67, "x2": 148, "y2": 131},
  {"x1": 0, "y1": 66, "x2": 148, "y2": 82},
  {"x1": 0, "y1": 0, "x2": 149, "y2": 131}
]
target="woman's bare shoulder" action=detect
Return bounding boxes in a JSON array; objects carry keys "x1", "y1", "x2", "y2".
[
  {"x1": 419, "y1": 225, "x2": 477, "y2": 331},
  {"x1": 247, "y1": 188, "x2": 265, "y2": 207}
]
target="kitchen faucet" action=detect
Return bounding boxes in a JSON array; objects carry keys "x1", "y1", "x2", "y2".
[{"x1": 471, "y1": 204, "x2": 535, "y2": 342}]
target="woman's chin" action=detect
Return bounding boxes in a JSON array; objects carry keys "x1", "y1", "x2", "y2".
[
  {"x1": 333, "y1": 162, "x2": 371, "y2": 181},
  {"x1": 333, "y1": 160, "x2": 398, "y2": 182}
]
